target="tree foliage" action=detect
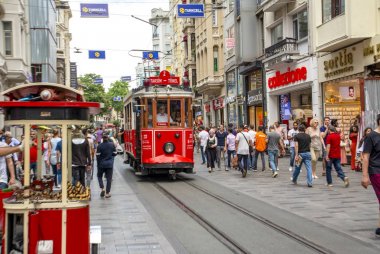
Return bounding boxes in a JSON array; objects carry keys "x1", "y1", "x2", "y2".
[
  {"x1": 79, "y1": 73, "x2": 109, "y2": 115},
  {"x1": 107, "y1": 80, "x2": 129, "y2": 113}
]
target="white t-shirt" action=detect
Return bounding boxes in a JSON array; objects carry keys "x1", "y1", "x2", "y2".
[
  {"x1": 248, "y1": 130, "x2": 256, "y2": 149},
  {"x1": 0, "y1": 142, "x2": 12, "y2": 184},
  {"x1": 288, "y1": 129, "x2": 299, "y2": 147},
  {"x1": 236, "y1": 132, "x2": 252, "y2": 155},
  {"x1": 199, "y1": 130, "x2": 210, "y2": 147},
  {"x1": 156, "y1": 113, "x2": 173, "y2": 126}
]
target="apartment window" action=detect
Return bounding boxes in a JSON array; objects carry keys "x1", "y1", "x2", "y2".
[
  {"x1": 212, "y1": 10, "x2": 217, "y2": 26},
  {"x1": 213, "y1": 47, "x2": 218, "y2": 72},
  {"x1": 293, "y1": 10, "x2": 308, "y2": 41},
  {"x1": 323, "y1": 0, "x2": 345, "y2": 23},
  {"x1": 31, "y1": 64, "x2": 42, "y2": 82},
  {"x1": 228, "y1": 0, "x2": 234, "y2": 12},
  {"x1": 56, "y1": 33, "x2": 61, "y2": 49},
  {"x1": 3, "y1": 21, "x2": 13, "y2": 56},
  {"x1": 271, "y1": 23, "x2": 283, "y2": 45}
]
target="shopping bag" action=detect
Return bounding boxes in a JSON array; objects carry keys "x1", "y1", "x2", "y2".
[{"x1": 232, "y1": 156, "x2": 238, "y2": 169}]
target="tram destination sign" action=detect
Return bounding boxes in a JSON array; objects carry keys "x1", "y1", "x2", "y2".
[{"x1": 148, "y1": 70, "x2": 180, "y2": 85}]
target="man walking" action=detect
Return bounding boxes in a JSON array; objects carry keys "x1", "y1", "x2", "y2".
[
  {"x1": 288, "y1": 122, "x2": 299, "y2": 171},
  {"x1": 235, "y1": 125, "x2": 252, "y2": 177},
  {"x1": 320, "y1": 117, "x2": 331, "y2": 176},
  {"x1": 253, "y1": 126, "x2": 267, "y2": 172},
  {"x1": 198, "y1": 126, "x2": 209, "y2": 165},
  {"x1": 96, "y1": 132, "x2": 117, "y2": 198},
  {"x1": 215, "y1": 125, "x2": 228, "y2": 170},
  {"x1": 292, "y1": 124, "x2": 313, "y2": 187},
  {"x1": 325, "y1": 125, "x2": 350, "y2": 187},
  {"x1": 248, "y1": 125, "x2": 256, "y2": 170},
  {"x1": 267, "y1": 125, "x2": 285, "y2": 178}
]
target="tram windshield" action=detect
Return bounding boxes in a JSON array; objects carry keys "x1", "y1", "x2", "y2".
[{"x1": 144, "y1": 98, "x2": 192, "y2": 128}]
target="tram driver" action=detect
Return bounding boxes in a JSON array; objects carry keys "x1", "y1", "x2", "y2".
[{"x1": 156, "y1": 105, "x2": 174, "y2": 126}]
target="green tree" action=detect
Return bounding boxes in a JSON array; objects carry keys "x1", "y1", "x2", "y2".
[
  {"x1": 79, "y1": 73, "x2": 109, "y2": 115},
  {"x1": 107, "y1": 80, "x2": 129, "y2": 114}
]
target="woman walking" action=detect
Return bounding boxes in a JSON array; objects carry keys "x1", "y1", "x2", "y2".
[
  {"x1": 362, "y1": 114, "x2": 380, "y2": 238},
  {"x1": 206, "y1": 129, "x2": 217, "y2": 173},
  {"x1": 349, "y1": 125, "x2": 359, "y2": 170},
  {"x1": 226, "y1": 128, "x2": 236, "y2": 170},
  {"x1": 306, "y1": 119, "x2": 325, "y2": 179}
]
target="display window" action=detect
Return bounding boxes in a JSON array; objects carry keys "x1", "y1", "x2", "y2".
[
  {"x1": 323, "y1": 79, "x2": 362, "y2": 138},
  {"x1": 248, "y1": 106, "x2": 263, "y2": 129}
]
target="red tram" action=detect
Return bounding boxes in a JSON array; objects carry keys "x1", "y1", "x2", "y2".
[{"x1": 123, "y1": 81, "x2": 194, "y2": 178}]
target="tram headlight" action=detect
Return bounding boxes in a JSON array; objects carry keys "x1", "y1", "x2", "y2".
[{"x1": 164, "y1": 142, "x2": 175, "y2": 154}]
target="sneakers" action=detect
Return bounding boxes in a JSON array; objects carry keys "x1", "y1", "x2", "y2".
[
  {"x1": 312, "y1": 175, "x2": 319, "y2": 179},
  {"x1": 326, "y1": 183, "x2": 333, "y2": 187},
  {"x1": 307, "y1": 184, "x2": 313, "y2": 188},
  {"x1": 290, "y1": 177, "x2": 297, "y2": 185},
  {"x1": 253, "y1": 169, "x2": 258, "y2": 172},
  {"x1": 276, "y1": 167, "x2": 279, "y2": 171},
  {"x1": 208, "y1": 168, "x2": 211, "y2": 173},
  {"x1": 100, "y1": 189, "x2": 105, "y2": 197},
  {"x1": 105, "y1": 193, "x2": 111, "y2": 198},
  {"x1": 272, "y1": 172, "x2": 278, "y2": 178},
  {"x1": 289, "y1": 166, "x2": 293, "y2": 172},
  {"x1": 375, "y1": 228, "x2": 380, "y2": 238},
  {"x1": 225, "y1": 167, "x2": 230, "y2": 171},
  {"x1": 262, "y1": 168, "x2": 266, "y2": 172},
  {"x1": 344, "y1": 177, "x2": 350, "y2": 187},
  {"x1": 242, "y1": 169, "x2": 247, "y2": 178}
]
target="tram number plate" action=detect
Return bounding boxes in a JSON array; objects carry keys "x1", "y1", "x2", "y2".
[{"x1": 169, "y1": 170, "x2": 176, "y2": 174}]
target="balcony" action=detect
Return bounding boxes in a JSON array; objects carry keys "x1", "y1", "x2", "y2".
[
  {"x1": 182, "y1": 19, "x2": 194, "y2": 33},
  {"x1": 262, "y1": 0, "x2": 292, "y2": 12},
  {"x1": 196, "y1": 76, "x2": 224, "y2": 96},
  {"x1": 5, "y1": 58, "x2": 29, "y2": 83},
  {"x1": 263, "y1": 38, "x2": 299, "y2": 69}
]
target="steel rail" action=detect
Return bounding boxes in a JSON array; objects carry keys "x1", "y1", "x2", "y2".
[{"x1": 177, "y1": 176, "x2": 333, "y2": 254}]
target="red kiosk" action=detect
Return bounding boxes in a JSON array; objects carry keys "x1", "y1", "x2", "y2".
[{"x1": 0, "y1": 83, "x2": 100, "y2": 254}]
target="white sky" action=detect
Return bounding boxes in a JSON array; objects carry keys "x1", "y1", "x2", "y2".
[{"x1": 68, "y1": 0, "x2": 170, "y2": 89}]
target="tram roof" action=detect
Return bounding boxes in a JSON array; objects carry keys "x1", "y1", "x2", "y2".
[{"x1": 125, "y1": 85, "x2": 193, "y2": 102}]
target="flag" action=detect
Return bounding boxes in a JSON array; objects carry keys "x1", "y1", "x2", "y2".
[{"x1": 89, "y1": 50, "x2": 106, "y2": 59}]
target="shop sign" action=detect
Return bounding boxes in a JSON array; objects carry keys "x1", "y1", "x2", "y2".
[
  {"x1": 204, "y1": 103, "x2": 210, "y2": 113},
  {"x1": 225, "y1": 96, "x2": 236, "y2": 104},
  {"x1": 363, "y1": 35, "x2": 380, "y2": 65},
  {"x1": 247, "y1": 88, "x2": 263, "y2": 106},
  {"x1": 213, "y1": 97, "x2": 224, "y2": 110},
  {"x1": 268, "y1": 67, "x2": 307, "y2": 90},
  {"x1": 318, "y1": 43, "x2": 364, "y2": 82}
]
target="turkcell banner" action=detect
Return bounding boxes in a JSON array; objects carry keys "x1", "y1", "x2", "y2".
[
  {"x1": 121, "y1": 76, "x2": 131, "y2": 82},
  {"x1": 177, "y1": 4, "x2": 205, "y2": 18},
  {"x1": 80, "y1": 3, "x2": 109, "y2": 18},
  {"x1": 89, "y1": 50, "x2": 106, "y2": 59},
  {"x1": 142, "y1": 51, "x2": 159, "y2": 60}
]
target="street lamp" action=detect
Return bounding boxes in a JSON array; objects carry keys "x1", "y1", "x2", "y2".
[{"x1": 131, "y1": 15, "x2": 158, "y2": 28}]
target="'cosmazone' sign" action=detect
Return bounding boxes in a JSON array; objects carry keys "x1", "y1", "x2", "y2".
[{"x1": 267, "y1": 67, "x2": 307, "y2": 89}]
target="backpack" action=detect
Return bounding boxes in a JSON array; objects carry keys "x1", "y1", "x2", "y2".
[{"x1": 255, "y1": 132, "x2": 267, "y2": 152}]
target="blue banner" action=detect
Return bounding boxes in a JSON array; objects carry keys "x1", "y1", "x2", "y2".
[
  {"x1": 80, "y1": 3, "x2": 109, "y2": 18},
  {"x1": 177, "y1": 4, "x2": 205, "y2": 18},
  {"x1": 142, "y1": 51, "x2": 159, "y2": 60},
  {"x1": 94, "y1": 78, "x2": 103, "y2": 84},
  {"x1": 89, "y1": 50, "x2": 106, "y2": 59},
  {"x1": 121, "y1": 76, "x2": 131, "y2": 82}
]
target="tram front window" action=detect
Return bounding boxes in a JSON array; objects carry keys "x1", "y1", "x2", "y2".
[{"x1": 156, "y1": 104, "x2": 174, "y2": 126}]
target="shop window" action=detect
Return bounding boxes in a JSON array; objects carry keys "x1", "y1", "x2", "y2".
[
  {"x1": 293, "y1": 10, "x2": 308, "y2": 41},
  {"x1": 271, "y1": 23, "x2": 283, "y2": 45},
  {"x1": 322, "y1": 0, "x2": 345, "y2": 23},
  {"x1": 3, "y1": 21, "x2": 13, "y2": 56}
]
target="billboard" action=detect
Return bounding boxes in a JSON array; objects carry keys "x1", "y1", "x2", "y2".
[
  {"x1": 177, "y1": 4, "x2": 205, "y2": 18},
  {"x1": 80, "y1": 3, "x2": 109, "y2": 18}
]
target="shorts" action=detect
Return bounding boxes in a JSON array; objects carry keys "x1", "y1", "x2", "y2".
[{"x1": 370, "y1": 174, "x2": 380, "y2": 206}]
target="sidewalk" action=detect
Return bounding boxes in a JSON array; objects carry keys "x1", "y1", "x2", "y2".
[
  {"x1": 89, "y1": 156, "x2": 176, "y2": 254},
  {"x1": 193, "y1": 150, "x2": 380, "y2": 246}
]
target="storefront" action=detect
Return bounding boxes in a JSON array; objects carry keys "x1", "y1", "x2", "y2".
[
  {"x1": 318, "y1": 43, "x2": 364, "y2": 138},
  {"x1": 266, "y1": 57, "x2": 319, "y2": 129},
  {"x1": 247, "y1": 88, "x2": 263, "y2": 129},
  {"x1": 213, "y1": 97, "x2": 225, "y2": 126}
]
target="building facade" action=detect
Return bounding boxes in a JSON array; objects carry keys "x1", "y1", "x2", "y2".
[
  {"x1": 29, "y1": 0, "x2": 57, "y2": 83},
  {"x1": 194, "y1": 0, "x2": 225, "y2": 127},
  {"x1": 56, "y1": 0, "x2": 72, "y2": 86}
]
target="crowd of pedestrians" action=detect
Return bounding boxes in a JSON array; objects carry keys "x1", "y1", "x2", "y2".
[{"x1": 193, "y1": 113, "x2": 380, "y2": 237}]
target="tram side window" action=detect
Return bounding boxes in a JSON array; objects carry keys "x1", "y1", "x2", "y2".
[
  {"x1": 170, "y1": 100, "x2": 181, "y2": 126},
  {"x1": 147, "y1": 99, "x2": 153, "y2": 128},
  {"x1": 185, "y1": 98, "x2": 192, "y2": 128},
  {"x1": 156, "y1": 100, "x2": 174, "y2": 127}
]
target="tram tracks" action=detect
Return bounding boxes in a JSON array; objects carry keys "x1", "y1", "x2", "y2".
[{"x1": 152, "y1": 176, "x2": 333, "y2": 254}]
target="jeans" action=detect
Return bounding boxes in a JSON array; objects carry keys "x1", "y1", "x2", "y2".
[
  {"x1": 268, "y1": 150, "x2": 278, "y2": 173},
  {"x1": 289, "y1": 147, "x2": 295, "y2": 167},
  {"x1": 0, "y1": 182, "x2": 8, "y2": 190},
  {"x1": 253, "y1": 151, "x2": 266, "y2": 170},
  {"x1": 200, "y1": 146, "x2": 207, "y2": 164},
  {"x1": 52, "y1": 164, "x2": 62, "y2": 187},
  {"x1": 247, "y1": 150, "x2": 255, "y2": 169},
  {"x1": 238, "y1": 154, "x2": 248, "y2": 171},
  {"x1": 216, "y1": 146, "x2": 224, "y2": 168},
  {"x1": 326, "y1": 158, "x2": 346, "y2": 184},
  {"x1": 72, "y1": 166, "x2": 86, "y2": 187},
  {"x1": 227, "y1": 150, "x2": 236, "y2": 167},
  {"x1": 97, "y1": 167, "x2": 113, "y2": 194},
  {"x1": 292, "y1": 152, "x2": 313, "y2": 186}
]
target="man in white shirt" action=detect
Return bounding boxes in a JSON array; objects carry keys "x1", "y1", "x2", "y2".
[
  {"x1": 288, "y1": 122, "x2": 299, "y2": 171},
  {"x1": 247, "y1": 124, "x2": 256, "y2": 170},
  {"x1": 236, "y1": 125, "x2": 252, "y2": 177},
  {"x1": 198, "y1": 126, "x2": 209, "y2": 164},
  {"x1": 156, "y1": 105, "x2": 174, "y2": 126}
]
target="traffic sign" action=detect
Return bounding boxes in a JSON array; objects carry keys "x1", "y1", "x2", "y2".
[
  {"x1": 121, "y1": 76, "x2": 131, "y2": 82},
  {"x1": 93, "y1": 78, "x2": 103, "y2": 84}
]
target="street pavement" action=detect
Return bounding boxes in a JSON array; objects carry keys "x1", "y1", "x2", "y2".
[
  {"x1": 90, "y1": 152, "x2": 380, "y2": 253},
  {"x1": 194, "y1": 150, "x2": 380, "y2": 246}
]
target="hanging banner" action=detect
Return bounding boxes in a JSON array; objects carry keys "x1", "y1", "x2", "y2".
[
  {"x1": 143, "y1": 51, "x2": 159, "y2": 60},
  {"x1": 177, "y1": 4, "x2": 205, "y2": 18},
  {"x1": 280, "y1": 94, "x2": 292, "y2": 121},
  {"x1": 80, "y1": 3, "x2": 109, "y2": 18},
  {"x1": 89, "y1": 50, "x2": 106, "y2": 59}
]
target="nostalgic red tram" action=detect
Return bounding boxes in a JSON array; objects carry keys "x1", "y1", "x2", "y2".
[{"x1": 123, "y1": 79, "x2": 194, "y2": 178}]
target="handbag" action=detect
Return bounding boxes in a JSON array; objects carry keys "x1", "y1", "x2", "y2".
[
  {"x1": 232, "y1": 156, "x2": 238, "y2": 169},
  {"x1": 241, "y1": 133, "x2": 253, "y2": 153},
  {"x1": 50, "y1": 152, "x2": 58, "y2": 165}
]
